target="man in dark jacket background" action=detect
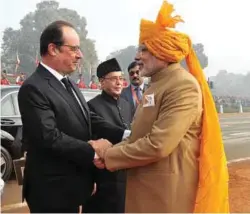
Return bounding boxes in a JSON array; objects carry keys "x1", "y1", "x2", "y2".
[
  {"x1": 121, "y1": 61, "x2": 148, "y2": 116},
  {"x1": 84, "y1": 58, "x2": 133, "y2": 213}
]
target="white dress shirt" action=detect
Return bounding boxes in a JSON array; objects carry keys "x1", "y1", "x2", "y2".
[
  {"x1": 40, "y1": 62, "x2": 85, "y2": 114},
  {"x1": 40, "y1": 62, "x2": 64, "y2": 83}
]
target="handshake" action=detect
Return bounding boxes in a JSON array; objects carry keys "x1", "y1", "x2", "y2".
[{"x1": 88, "y1": 139, "x2": 113, "y2": 170}]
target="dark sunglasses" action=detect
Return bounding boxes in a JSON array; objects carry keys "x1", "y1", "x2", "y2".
[{"x1": 129, "y1": 70, "x2": 140, "y2": 76}]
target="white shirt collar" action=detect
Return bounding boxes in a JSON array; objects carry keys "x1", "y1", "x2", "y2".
[{"x1": 40, "y1": 61, "x2": 65, "y2": 82}]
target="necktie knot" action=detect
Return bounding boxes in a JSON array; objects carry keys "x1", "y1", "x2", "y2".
[
  {"x1": 61, "y1": 77, "x2": 71, "y2": 88},
  {"x1": 61, "y1": 77, "x2": 87, "y2": 119}
]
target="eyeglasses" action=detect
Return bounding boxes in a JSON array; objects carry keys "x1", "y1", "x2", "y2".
[
  {"x1": 129, "y1": 70, "x2": 140, "y2": 76},
  {"x1": 54, "y1": 42, "x2": 81, "y2": 53},
  {"x1": 60, "y1": 44, "x2": 81, "y2": 52},
  {"x1": 104, "y1": 76, "x2": 124, "y2": 82}
]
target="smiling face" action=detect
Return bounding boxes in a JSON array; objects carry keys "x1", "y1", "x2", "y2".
[{"x1": 45, "y1": 26, "x2": 83, "y2": 75}]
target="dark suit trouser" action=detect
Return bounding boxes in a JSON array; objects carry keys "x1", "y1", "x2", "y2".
[
  {"x1": 26, "y1": 197, "x2": 79, "y2": 213},
  {"x1": 28, "y1": 204, "x2": 79, "y2": 213}
]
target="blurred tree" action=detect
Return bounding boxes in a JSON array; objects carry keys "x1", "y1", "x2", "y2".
[
  {"x1": 106, "y1": 45, "x2": 137, "y2": 71},
  {"x1": 106, "y1": 43, "x2": 208, "y2": 74},
  {"x1": 181, "y1": 43, "x2": 208, "y2": 69},
  {"x1": 1, "y1": 0, "x2": 98, "y2": 76},
  {"x1": 211, "y1": 70, "x2": 249, "y2": 96},
  {"x1": 106, "y1": 44, "x2": 250, "y2": 97}
]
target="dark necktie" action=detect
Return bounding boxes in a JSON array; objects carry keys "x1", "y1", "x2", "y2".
[{"x1": 61, "y1": 77, "x2": 86, "y2": 118}]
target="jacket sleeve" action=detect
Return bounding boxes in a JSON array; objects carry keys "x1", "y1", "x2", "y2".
[
  {"x1": 18, "y1": 84, "x2": 94, "y2": 168},
  {"x1": 104, "y1": 79, "x2": 202, "y2": 171},
  {"x1": 88, "y1": 102, "x2": 125, "y2": 144}
]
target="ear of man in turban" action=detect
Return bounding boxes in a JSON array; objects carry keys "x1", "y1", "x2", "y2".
[{"x1": 139, "y1": 1, "x2": 229, "y2": 213}]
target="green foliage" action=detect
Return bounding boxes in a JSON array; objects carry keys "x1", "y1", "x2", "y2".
[{"x1": 1, "y1": 0, "x2": 98, "y2": 75}]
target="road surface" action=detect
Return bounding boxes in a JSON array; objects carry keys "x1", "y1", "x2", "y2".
[
  {"x1": 1, "y1": 113, "x2": 250, "y2": 213},
  {"x1": 220, "y1": 113, "x2": 250, "y2": 161}
]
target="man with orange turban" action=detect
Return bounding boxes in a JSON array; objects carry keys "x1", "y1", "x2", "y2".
[{"x1": 89, "y1": 1, "x2": 229, "y2": 213}]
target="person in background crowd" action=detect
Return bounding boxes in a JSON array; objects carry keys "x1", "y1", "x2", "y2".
[
  {"x1": 121, "y1": 61, "x2": 148, "y2": 116},
  {"x1": 84, "y1": 58, "x2": 132, "y2": 213},
  {"x1": 76, "y1": 73, "x2": 87, "y2": 88},
  {"x1": 88, "y1": 75, "x2": 98, "y2": 89},
  {"x1": 1, "y1": 70, "x2": 10, "y2": 85},
  {"x1": 16, "y1": 73, "x2": 26, "y2": 85}
]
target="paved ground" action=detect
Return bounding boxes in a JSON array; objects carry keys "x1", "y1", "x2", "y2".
[
  {"x1": 1, "y1": 113, "x2": 250, "y2": 213},
  {"x1": 220, "y1": 113, "x2": 250, "y2": 161},
  {"x1": 228, "y1": 160, "x2": 250, "y2": 212}
]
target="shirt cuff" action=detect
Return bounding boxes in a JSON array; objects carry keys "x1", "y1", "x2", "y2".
[
  {"x1": 122, "y1": 130, "x2": 131, "y2": 139},
  {"x1": 94, "y1": 152, "x2": 99, "y2": 160}
]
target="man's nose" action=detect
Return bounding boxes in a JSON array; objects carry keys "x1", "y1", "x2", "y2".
[
  {"x1": 116, "y1": 78, "x2": 123, "y2": 84},
  {"x1": 135, "y1": 52, "x2": 141, "y2": 61},
  {"x1": 116, "y1": 81, "x2": 122, "y2": 86},
  {"x1": 77, "y1": 50, "x2": 83, "y2": 59},
  {"x1": 133, "y1": 72, "x2": 139, "y2": 77}
]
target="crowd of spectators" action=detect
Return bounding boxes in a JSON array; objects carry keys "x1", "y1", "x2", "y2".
[{"x1": 213, "y1": 95, "x2": 250, "y2": 107}]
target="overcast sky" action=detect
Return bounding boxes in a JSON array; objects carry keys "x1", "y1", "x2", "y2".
[{"x1": 1, "y1": 0, "x2": 250, "y2": 76}]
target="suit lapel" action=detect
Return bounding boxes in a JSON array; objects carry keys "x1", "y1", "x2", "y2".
[
  {"x1": 37, "y1": 64, "x2": 88, "y2": 127},
  {"x1": 69, "y1": 79, "x2": 91, "y2": 124}
]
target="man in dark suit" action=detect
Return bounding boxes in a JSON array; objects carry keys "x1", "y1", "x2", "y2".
[
  {"x1": 121, "y1": 61, "x2": 148, "y2": 116},
  {"x1": 18, "y1": 20, "x2": 125, "y2": 213},
  {"x1": 84, "y1": 58, "x2": 133, "y2": 213}
]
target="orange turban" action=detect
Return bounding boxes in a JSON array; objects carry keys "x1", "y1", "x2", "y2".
[{"x1": 139, "y1": 1, "x2": 229, "y2": 213}]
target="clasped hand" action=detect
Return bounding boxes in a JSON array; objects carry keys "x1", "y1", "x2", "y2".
[{"x1": 88, "y1": 139, "x2": 112, "y2": 169}]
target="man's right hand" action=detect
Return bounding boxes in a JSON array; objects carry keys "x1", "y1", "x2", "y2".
[
  {"x1": 88, "y1": 139, "x2": 112, "y2": 159},
  {"x1": 93, "y1": 158, "x2": 106, "y2": 169}
]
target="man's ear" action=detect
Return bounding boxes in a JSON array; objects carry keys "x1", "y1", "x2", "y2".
[
  {"x1": 48, "y1": 43, "x2": 59, "y2": 56},
  {"x1": 99, "y1": 78, "x2": 105, "y2": 88}
]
